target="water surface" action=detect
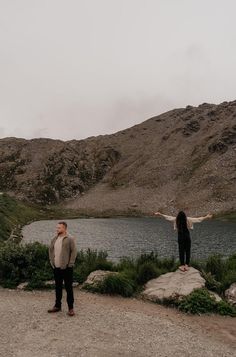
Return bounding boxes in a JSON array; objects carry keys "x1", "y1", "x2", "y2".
[{"x1": 22, "y1": 217, "x2": 236, "y2": 262}]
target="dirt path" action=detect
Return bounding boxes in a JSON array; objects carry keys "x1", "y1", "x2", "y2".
[{"x1": 0, "y1": 287, "x2": 235, "y2": 357}]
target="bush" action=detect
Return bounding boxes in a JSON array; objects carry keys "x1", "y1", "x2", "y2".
[
  {"x1": 136, "y1": 262, "x2": 161, "y2": 285},
  {"x1": 205, "y1": 254, "x2": 225, "y2": 281},
  {"x1": 136, "y1": 252, "x2": 160, "y2": 266},
  {"x1": 92, "y1": 272, "x2": 136, "y2": 297},
  {"x1": 178, "y1": 288, "x2": 236, "y2": 316},
  {"x1": 216, "y1": 300, "x2": 236, "y2": 317},
  {"x1": 178, "y1": 289, "x2": 216, "y2": 314},
  {"x1": 226, "y1": 253, "x2": 236, "y2": 271},
  {"x1": 115, "y1": 256, "x2": 136, "y2": 272},
  {"x1": 220, "y1": 270, "x2": 236, "y2": 292},
  {"x1": 0, "y1": 241, "x2": 52, "y2": 287},
  {"x1": 201, "y1": 271, "x2": 222, "y2": 293},
  {"x1": 73, "y1": 248, "x2": 115, "y2": 283}
]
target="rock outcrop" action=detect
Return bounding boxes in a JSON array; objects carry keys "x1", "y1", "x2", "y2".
[{"x1": 141, "y1": 267, "x2": 206, "y2": 302}]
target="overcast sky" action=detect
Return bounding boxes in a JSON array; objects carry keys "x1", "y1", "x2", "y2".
[{"x1": 0, "y1": 0, "x2": 236, "y2": 140}]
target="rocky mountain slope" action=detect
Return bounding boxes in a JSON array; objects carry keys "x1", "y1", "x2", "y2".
[{"x1": 1, "y1": 100, "x2": 236, "y2": 215}]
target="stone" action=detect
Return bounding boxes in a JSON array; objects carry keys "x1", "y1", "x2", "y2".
[
  {"x1": 83, "y1": 270, "x2": 118, "y2": 287},
  {"x1": 141, "y1": 267, "x2": 205, "y2": 302},
  {"x1": 209, "y1": 291, "x2": 222, "y2": 302},
  {"x1": 225, "y1": 283, "x2": 236, "y2": 306},
  {"x1": 44, "y1": 280, "x2": 55, "y2": 287},
  {"x1": 17, "y1": 282, "x2": 29, "y2": 290}
]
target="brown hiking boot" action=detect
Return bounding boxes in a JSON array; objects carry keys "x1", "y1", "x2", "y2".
[
  {"x1": 48, "y1": 306, "x2": 61, "y2": 313},
  {"x1": 67, "y1": 309, "x2": 75, "y2": 316}
]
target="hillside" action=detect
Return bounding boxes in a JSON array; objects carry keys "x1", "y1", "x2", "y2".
[
  {"x1": 0, "y1": 100, "x2": 236, "y2": 216},
  {"x1": 0, "y1": 194, "x2": 42, "y2": 240}
]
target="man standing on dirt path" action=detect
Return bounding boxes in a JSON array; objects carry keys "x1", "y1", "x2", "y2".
[{"x1": 48, "y1": 221, "x2": 77, "y2": 316}]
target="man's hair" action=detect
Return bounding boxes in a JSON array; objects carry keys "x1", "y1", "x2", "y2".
[{"x1": 58, "y1": 221, "x2": 67, "y2": 229}]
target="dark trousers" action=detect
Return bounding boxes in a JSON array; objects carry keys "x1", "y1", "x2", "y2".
[
  {"x1": 53, "y1": 267, "x2": 74, "y2": 309},
  {"x1": 178, "y1": 234, "x2": 191, "y2": 265}
]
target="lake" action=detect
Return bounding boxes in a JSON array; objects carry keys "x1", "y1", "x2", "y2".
[{"x1": 22, "y1": 217, "x2": 236, "y2": 262}]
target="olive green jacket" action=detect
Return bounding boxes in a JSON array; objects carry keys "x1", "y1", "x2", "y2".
[{"x1": 49, "y1": 234, "x2": 77, "y2": 269}]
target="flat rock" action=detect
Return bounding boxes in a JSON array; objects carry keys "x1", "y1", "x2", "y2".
[
  {"x1": 225, "y1": 283, "x2": 236, "y2": 305},
  {"x1": 141, "y1": 267, "x2": 205, "y2": 302},
  {"x1": 83, "y1": 270, "x2": 118, "y2": 287}
]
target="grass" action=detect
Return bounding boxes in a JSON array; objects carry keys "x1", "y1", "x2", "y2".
[
  {"x1": 214, "y1": 210, "x2": 236, "y2": 222},
  {"x1": 0, "y1": 193, "x2": 44, "y2": 241}
]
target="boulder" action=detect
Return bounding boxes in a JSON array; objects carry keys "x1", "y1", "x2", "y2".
[
  {"x1": 141, "y1": 267, "x2": 205, "y2": 302},
  {"x1": 83, "y1": 270, "x2": 118, "y2": 287},
  {"x1": 225, "y1": 283, "x2": 236, "y2": 306}
]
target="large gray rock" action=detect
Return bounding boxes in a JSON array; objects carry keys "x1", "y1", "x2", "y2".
[
  {"x1": 83, "y1": 270, "x2": 118, "y2": 287},
  {"x1": 225, "y1": 283, "x2": 236, "y2": 305},
  {"x1": 141, "y1": 267, "x2": 205, "y2": 302}
]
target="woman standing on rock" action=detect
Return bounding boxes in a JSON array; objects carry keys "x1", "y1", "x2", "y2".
[{"x1": 154, "y1": 211, "x2": 213, "y2": 272}]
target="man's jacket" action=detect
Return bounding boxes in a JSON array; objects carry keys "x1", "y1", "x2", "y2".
[{"x1": 49, "y1": 234, "x2": 77, "y2": 269}]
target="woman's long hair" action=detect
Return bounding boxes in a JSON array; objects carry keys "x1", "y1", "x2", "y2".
[{"x1": 176, "y1": 211, "x2": 188, "y2": 232}]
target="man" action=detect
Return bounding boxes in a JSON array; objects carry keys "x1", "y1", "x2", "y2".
[{"x1": 48, "y1": 221, "x2": 77, "y2": 316}]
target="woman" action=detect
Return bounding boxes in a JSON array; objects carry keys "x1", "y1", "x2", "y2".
[{"x1": 154, "y1": 211, "x2": 213, "y2": 271}]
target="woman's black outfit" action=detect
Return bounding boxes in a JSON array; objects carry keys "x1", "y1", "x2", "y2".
[{"x1": 177, "y1": 227, "x2": 191, "y2": 265}]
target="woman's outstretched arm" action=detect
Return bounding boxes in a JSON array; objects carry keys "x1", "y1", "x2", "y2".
[
  {"x1": 154, "y1": 211, "x2": 176, "y2": 221},
  {"x1": 187, "y1": 213, "x2": 213, "y2": 223}
]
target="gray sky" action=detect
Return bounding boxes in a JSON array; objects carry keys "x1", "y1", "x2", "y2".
[{"x1": 1, "y1": 0, "x2": 236, "y2": 140}]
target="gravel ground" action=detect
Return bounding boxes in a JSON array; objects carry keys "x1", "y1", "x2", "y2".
[{"x1": 0, "y1": 287, "x2": 235, "y2": 357}]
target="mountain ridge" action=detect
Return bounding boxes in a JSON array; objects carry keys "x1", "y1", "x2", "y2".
[{"x1": 1, "y1": 99, "x2": 236, "y2": 216}]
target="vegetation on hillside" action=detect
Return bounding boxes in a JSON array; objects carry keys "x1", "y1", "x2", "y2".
[
  {"x1": 0, "y1": 193, "x2": 87, "y2": 241},
  {"x1": 0, "y1": 193, "x2": 43, "y2": 241}
]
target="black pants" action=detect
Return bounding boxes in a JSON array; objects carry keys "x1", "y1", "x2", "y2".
[
  {"x1": 178, "y1": 233, "x2": 191, "y2": 265},
  {"x1": 53, "y1": 267, "x2": 74, "y2": 309}
]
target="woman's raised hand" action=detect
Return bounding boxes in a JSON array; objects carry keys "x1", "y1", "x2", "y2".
[
  {"x1": 206, "y1": 213, "x2": 213, "y2": 219},
  {"x1": 154, "y1": 211, "x2": 161, "y2": 216}
]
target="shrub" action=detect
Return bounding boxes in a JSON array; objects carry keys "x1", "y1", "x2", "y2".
[
  {"x1": 190, "y1": 259, "x2": 204, "y2": 271},
  {"x1": 94, "y1": 272, "x2": 136, "y2": 297},
  {"x1": 201, "y1": 271, "x2": 222, "y2": 293},
  {"x1": 136, "y1": 262, "x2": 161, "y2": 285},
  {"x1": 136, "y1": 252, "x2": 160, "y2": 266},
  {"x1": 205, "y1": 254, "x2": 225, "y2": 281},
  {"x1": 178, "y1": 288, "x2": 236, "y2": 316},
  {"x1": 216, "y1": 300, "x2": 236, "y2": 317},
  {"x1": 178, "y1": 289, "x2": 217, "y2": 314},
  {"x1": 0, "y1": 241, "x2": 52, "y2": 287},
  {"x1": 220, "y1": 270, "x2": 236, "y2": 292},
  {"x1": 115, "y1": 256, "x2": 136, "y2": 272},
  {"x1": 226, "y1": 253, "x2": 236, "y2": 271},
  {"x1": 73, "y1": 248, "x2": 114, "y2": 283}
]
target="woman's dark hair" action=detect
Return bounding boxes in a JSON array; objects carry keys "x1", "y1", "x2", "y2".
[{"x1": 176, "y1": 211, "x2": 188, "y2": 232}]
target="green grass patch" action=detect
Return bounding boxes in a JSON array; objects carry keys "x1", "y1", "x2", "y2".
[{"x1": 0, "y1": 193, "x2": 43, "y2": 241}]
